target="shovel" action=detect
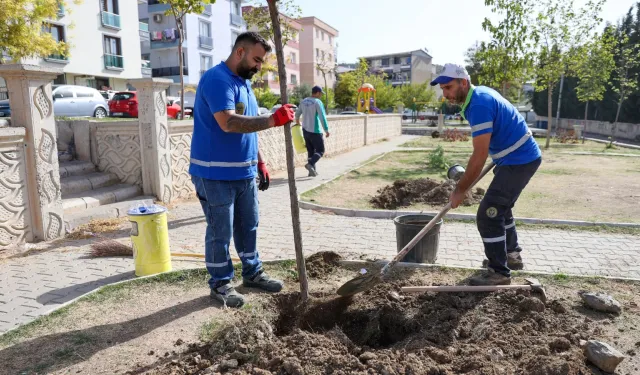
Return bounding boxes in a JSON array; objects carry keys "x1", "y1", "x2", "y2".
[{"x1": 337, "y1": 161, "x2": 496, "y2": 297}]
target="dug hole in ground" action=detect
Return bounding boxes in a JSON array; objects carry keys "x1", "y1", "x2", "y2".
[{"x1": 2, "y1": 252, "x2": 639, "y2": 375}]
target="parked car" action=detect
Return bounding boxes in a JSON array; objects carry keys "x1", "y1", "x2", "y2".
[
  {"x1": 52, "y1": 85, "x2": 109, "y2": 118},
  {"x1": 109, "y1": 92, "x2": 182, "y2": 119},
  {"x1": 167, "y1": 97, "x2": 190, "y2": 119},
  {"x1": 0, "y1": 99, "x2": 10, "y2": 117},
  {"x1": 258, "y1": 107, "x2": 270, "y2": 116},
  {"x1": 270, "y1": 104, "x2": 297, "y2": 113},
  {"x1": 99, "y1": 90, "x2": 117, "y2": 100},
  {"x1": 109, "y1": 91, "x2": 138, "y2": 117}
]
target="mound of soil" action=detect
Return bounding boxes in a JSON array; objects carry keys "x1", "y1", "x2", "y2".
[
  {"x1": 305, "y1": 251, "x2": 343, "y2": 279},
  {"x1": 147, "y1": 284, "x2": 600, "y2": 375},
  {"x1": 370, "y1": 178, "x2": 485, "y2": 209}
]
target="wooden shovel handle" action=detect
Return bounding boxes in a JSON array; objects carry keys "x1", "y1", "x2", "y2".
[{"x1": 380, "y1": 162, "x2": 495, "y2": 276}]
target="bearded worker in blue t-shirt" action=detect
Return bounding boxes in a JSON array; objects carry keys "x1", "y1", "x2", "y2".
[
  {"x1": 431, "y1": 63, "x2": 542, "y2": 286},
  {"x1": 190, "y1": 32, "x2": 295, "y2": 307}
]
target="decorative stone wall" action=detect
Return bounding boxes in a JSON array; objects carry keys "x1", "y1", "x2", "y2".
[
  {"x1": 365, "y1": 114, "x2": 403, "y2": 144},
  {"x1": 556, "y1": 118, "x2": 640, "y2": 142},
  {"x1": 94, "y1": 123, "x2": 143, "y2": 186},
  {"x1": 0, "y1": 128, "x2": 32, "y2": 247},
  {"x1": 169, "y1": 122, "x2": 195, "y2": 200}
]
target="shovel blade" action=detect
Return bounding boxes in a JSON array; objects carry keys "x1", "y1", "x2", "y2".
[{"x1": 336, "y1": 273, "x2": 383, "y2": 297}]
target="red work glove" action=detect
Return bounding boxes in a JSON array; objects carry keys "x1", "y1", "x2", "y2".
[
  {"x1": 257, "y1": 162, "x2": 270, "y2": 191},
  {"x1": 271, "y1": 104, "x2": 295, "y2": 127}
]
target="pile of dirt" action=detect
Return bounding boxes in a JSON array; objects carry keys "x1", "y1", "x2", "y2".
[
  {"x1": 370, "y1": 178, "x2": 485, "y2": 209},
  {"x1": 305, "y1": 251, "x2": 343, "y2": 279},
  {"x1": 146, "y1": 284, "x2": 600, "y2": 375}
]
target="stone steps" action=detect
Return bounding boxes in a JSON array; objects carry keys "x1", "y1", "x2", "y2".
[
  {"x1": 64, "y1": 196, "x2": 156, "y2": 231},
  {"x1": 59, "y1": 160, "x2": 150, "y2": 228}
]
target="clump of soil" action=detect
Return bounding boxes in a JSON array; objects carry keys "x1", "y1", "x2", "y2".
[
  {"x1": 370, "y1": 178, "x2": 485, "y2": 209},
  {"x1": 305, "y1": 251, "x2": 343, "y2": 279},
  {"x1": 146, "y1": 285, "x2": 599, "y2": 375}
]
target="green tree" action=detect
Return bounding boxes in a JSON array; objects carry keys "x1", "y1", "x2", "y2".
[
  {"x1": 533, "y1": 0, "x2": 604, "y2": 149},
  {"x1": 0, "y1": 0, "x2": 73, "y2": 62},
  {"x1": 464, "y1": 42, "x2": 485, "y2": 85},
  {"x1": 316, "y1": 55, "x2": 335, "y2": 108},
  {"x1": 574, "y1": 29, "x2": 615, "y2": 122},
  {"x1": 290, "y1": 83, "x2": 312, "y2": 105},
  {"x1": 253, "y1": 87, "x2": 278, "y2": 109},
  {"x1": 397, "y1": 83, "x2": 436, "y2": 110},
  {"x1": 480, "y1": 0, "x2": 537, "y2": 95},
  {"x1": 609, "y1": 33, "x2": 640, "y2": 145},
  {"x1": 366, "y1": 74, "x2": 399, "y2": 110},
  {"x1": 334, "y1": 72, "x2": 359, "y2": 109},
  {"x1": 161, "y1": 0, "x2": 214, "y2": 119}
]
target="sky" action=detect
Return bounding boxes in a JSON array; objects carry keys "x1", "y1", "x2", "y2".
[{"x1": 286, "y1": 0, "x2": 639, "y2": 66}]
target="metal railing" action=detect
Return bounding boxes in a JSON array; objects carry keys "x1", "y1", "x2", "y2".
[
  {"x1": 139, "y1": 22, "x2": 149, "y2": 32},
  {"x1": 199, "y1": 35, "x2": 213, "y2": 49},
  {"x1": 230, "y1": 13, "x2": 245, "y2": 26},
  {"x1": 104, "y1": 54, "x2": 124, "y2": 69},
  {"x1": 57, "y1": 2, "x2": 65, "y2": 17},
  {"x1": 46, "y1": 53, "x2": 69, "y2": 62},
  {"x1": 101, "y1": 11, "x2": 121, "y2": 29},
  {"x1": 152, "y1": 66, "x2": 189, "y2": 77}
]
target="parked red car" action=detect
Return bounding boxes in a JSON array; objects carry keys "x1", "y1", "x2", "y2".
[{"x1": 109, "y1": 91, "x2": 182, "y2": 119}]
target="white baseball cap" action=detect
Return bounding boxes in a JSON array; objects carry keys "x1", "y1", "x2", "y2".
[{"x1": 430, "y1": 63, "x2": 471, "y2": 86}]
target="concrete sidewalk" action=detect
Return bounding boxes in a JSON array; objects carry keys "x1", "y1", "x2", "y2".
[{"x1": 1, "y1": 135, "x2": 639, "y2": 334}]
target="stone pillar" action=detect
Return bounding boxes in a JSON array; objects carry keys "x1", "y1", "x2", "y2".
[
  {"x1": 0, "y1": 64, "x2": 64, "y2": 241},
  {"x1": 437, "y1": 114, "x2": 444, "y2": 132},
  {"x1": 131, "y1": 78, "x2": 173, "y2": 203}
]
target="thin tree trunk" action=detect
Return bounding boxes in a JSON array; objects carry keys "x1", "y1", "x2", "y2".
[
  {"x1": 555, "y1": 73, "x2": 564, "y2": 134},
  {"x1": 583, "y1": 100, "x2": 588, "y2": 144},
  {"x1": 267, "y1": 0, "x2": 308, "y2": 301},
  {"x1": 178, "y1": 22, "x2": 185, "y2": 120},
  {"x1": 545, "y1": 85, "x2": 552, "y2": 149},
  {"x1": 323, "y1": 73, "x2": 328, "y2": 109},
  {"x1": 611, "y1": 99, "x2": 623, "y2": 147}
]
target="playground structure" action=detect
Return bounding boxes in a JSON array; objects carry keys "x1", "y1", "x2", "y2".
[{"x1": 357, "y1": 83, "x2": 383, "y2": 114}]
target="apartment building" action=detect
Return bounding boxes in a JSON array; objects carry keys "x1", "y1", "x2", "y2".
[
  {"x1": 298, "y1": 17, "x2": 339, "y2": 88},
  {"x1": 141, "y1": 0, "x2": 246, "y2": 97},
  {"x1": 362, "y1": 49, "x2": 434, "y2": 88},
  {"x1": 242, "y1": 7, "x2": 301, "y2": 95},
  {"x1": 20, "y1": 0, "x2": 145, "y2": 91}
]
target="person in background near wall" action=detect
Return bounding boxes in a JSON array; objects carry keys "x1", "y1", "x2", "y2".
[
  {"x1": 295, "y1": 85, "x2": 330, "y2": 177},
  {"x1": 190, "y1": 31, "x2": 296, "y2": 308}
]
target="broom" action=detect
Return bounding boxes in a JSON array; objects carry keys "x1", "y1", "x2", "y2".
[{"x1": 88, "y1": 232, "x2": 240, "y2": 261}]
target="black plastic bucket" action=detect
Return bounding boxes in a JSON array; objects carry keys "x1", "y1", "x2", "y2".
[{"x1": 393, "y1": 214, "x2": 443, "y2": 263}]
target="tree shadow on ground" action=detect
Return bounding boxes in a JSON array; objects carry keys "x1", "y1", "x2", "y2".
[
  {"x1": 36, "y1": 271, "x2": 136, "y2": 305},
  {"x1": 0, "y1": 295, "x2": 215, "y2": 374}
]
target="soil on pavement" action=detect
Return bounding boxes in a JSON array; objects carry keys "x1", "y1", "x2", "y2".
[{"x1": 370, "y1": 178, "x2": 485, "y2": 209}]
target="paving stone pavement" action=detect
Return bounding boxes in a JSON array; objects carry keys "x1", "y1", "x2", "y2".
[{"x1": 1, "y1": 135, "x2": 639, "y2": 334}]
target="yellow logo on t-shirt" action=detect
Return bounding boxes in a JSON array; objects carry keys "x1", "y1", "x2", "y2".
[{"x1": 235, "y1": 102, "x2": 245, "y2": 115}]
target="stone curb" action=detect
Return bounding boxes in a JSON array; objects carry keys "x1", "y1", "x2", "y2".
[
  {"x1": 299, "y1": 151, "x2": 640, "y2": 229},
  {"x1": 337, "y1": 259, "x2": 640, "y2": 283}
]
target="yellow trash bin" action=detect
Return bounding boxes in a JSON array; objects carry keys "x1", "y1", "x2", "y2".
[
  {"x1": 128, "y1": 204, "x2": 172, "y2": 277},
  {"x1": 291, "y1": 124, "x2": 306, "y2": 154}
]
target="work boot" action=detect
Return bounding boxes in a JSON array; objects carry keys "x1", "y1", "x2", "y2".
[
  {"x1": 243, "y1": 270, "x2": 284, "y2": 292},
  {"x1": 210, "y1": 281, "x2": 245, "y2": 308},
  {"x1": 305, "y1": 163, "x2": 318, "y2": 177},
  {"x1": 469, "y1": 268, "x2": 511, "y2": 286},
  {"x1": 481, "y1": 252, "x2": 524, "y2": 270}
]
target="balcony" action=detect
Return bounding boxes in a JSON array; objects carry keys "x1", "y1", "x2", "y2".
[
  {"x1": 142, "y1": 60, "x2": 152, "y2": 76},
  {"x1": 230, "y1": 13, "x2": 245, "y2": 27},
  {"x1": 203, "y1": 4, "x2": 212, "y2": 15},
  {"x1": 104, "y1": 54, "x2": 124, "y2": 70},
  {"x1": 101, "y1": 11, "x2": 121, "y2": 30},
  {"x1": 139, "y1": 22, "x2": 150, "y2": 40},
  {"x1": 152, "y1": 66, "x2": 188, "y2": 78},
  {"x1": 57, "y1": 2, "x2": 65, "y2": 17},
  {"x1": 151, "y1": 39, "x2": 181, "y2": 50},
  {"x1": 148, "y1": 0, "x2": 170, "y2": 13},
  {"x1": 199, "y1": 35, "x2": 213, "y2": 49},
  {"x1": 45, "y1": 53, "x2": 69, "y2": 64}
]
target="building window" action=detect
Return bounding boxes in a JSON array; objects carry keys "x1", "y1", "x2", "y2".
[
  {"x1": 103, "y1": 35, "x2": 123, "y2": 69},
  {"x1": 101, "y1": 0, "x2": 119, "y2": 14},
  {"x1": 315, "y1": 48, "x2": 319, "y2": 60},
  {"x1": 321, "y1": 51, "x2": 325, "y2": 60},
  {"x1": 199, "y1": 20, "x2": 213, "y2": 49},
  {"x1": 290, "y1": 52, "x2": 296, "y2": 64},
  {"x1": 100, "y1": 0, "x2": 120, "y2": 28},
  {"x1": 231, "y1": 31, "x2": 240, "y2": 48},
  {"x1": 381, "y1": 58, "x2": 389, "y2": 66},
  {"x1": 291, "y1": 74, "x2": 297, "y2": 85},
  {"x1": 233, "y1": 1, "x2": 241, "y2": 15},
  {"x1": 394, "y1": 57, "x2": 401, "y2": 65},
  {"x1": 45, "y1": 23, "x2": 67, "y2": 61},
  {"x1": 329, "y1": 35, "x2": 332, "y2": 45},
  {"x1": 200, "y1": 54, "x2": 213, "y2": 76},
  {"x1": 316, "y1": 68, "x2": 320, "y2": 76},
  {"x1": 321, "y1": 31, "x2": 325, "y2": 41},
  {"x1": 199, "y1": 20, "x2": 211, "y2": 37},
  {"x1": 316, "y1": 29, "x2": 319, "y2": 38}
]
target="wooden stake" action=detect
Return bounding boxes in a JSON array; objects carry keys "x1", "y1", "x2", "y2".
[{"x1": 267, "y1": 0, "x2": 309, "y2": 301}]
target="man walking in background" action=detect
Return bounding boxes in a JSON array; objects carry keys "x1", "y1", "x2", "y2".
[
  {"x1": 190, "y1": 31, "x2": 295, "y2": 307},
  {"x1": 295, "y1": 86, "x2": 330, "y2": 177}
]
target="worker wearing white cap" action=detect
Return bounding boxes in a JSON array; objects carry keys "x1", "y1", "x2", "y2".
[{"x1": 431, "y1": 63, "x2": 542, "y2": 286}]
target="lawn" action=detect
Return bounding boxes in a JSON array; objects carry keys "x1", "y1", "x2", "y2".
[{"x1": 302, "y1": 138, "x2": 640, "y2": 223}]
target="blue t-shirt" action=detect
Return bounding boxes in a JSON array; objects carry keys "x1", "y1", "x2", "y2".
[
  {"x1": 189, "y1": 62, "x2": 259, "y2": 180},
  {"x1": 462, "y1": 85, "x2": 541, "y2": 166}
]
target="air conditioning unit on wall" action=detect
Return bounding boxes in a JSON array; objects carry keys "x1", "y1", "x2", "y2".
[{"x1": 153, "y1": 14, "x2": 163, "y2": 23}]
